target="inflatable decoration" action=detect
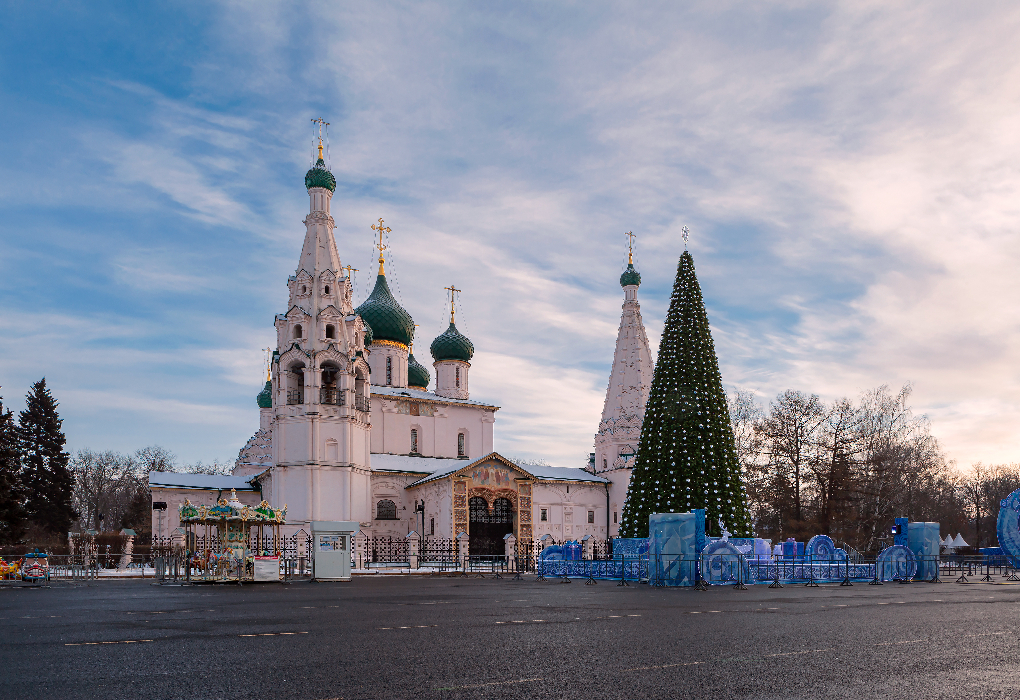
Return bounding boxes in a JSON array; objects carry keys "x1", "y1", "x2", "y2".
[
  {"x1": 875, "y1": 545, "x2": 916, "y2": 581},
  {"x1": 997, "y1": 488, "x2": 1020, "y2": 568}
]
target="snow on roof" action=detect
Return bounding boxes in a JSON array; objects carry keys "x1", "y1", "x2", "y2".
[
  {"x1": 370, "y1": 453, "x2": 464, "y2": 475},
  {"x1": 370, "y1": 385, "x2": 499, "y2": 409},
  {"x1": 404, "y1": 453, "x2": 610, "y2": 488},
  {"x1": 148, "y1": 471, "x2": 259, "y2": 491}
]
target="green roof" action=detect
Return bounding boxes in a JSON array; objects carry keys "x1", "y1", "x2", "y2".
[
  {"x1": 408, "y1": 353, "x2": 430, "y2": 389},
  {"x1": 430, "y1": 322, "x2": 474, "y2": 363},
  {"x1": 256, "y1": 380, "x2": 272, "y2": 408},
  {"x1": 355, "y1": 274, "x2": 414, "y2": 347},
  {"x1": 620, "y1": 262, "x2": 641, "y2": 287},
  {"x1": 362, "y1": 318, "x2": 374, "y2": 347},
  {"x1": 304, "y1": 158, "x2": 336, "y2": 192}
]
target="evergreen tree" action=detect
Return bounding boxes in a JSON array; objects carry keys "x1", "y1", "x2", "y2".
[
  {"x1": 619, "y1": 251, "x2": 753, "y2": 538},
  {"x1": 19, "y1": 379, "x2": 77, "y2": 535},
  {"x1": 0, "y1": 395, "x2": 27, "y2": 545}
]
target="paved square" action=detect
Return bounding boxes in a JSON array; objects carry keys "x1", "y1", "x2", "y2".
[{"x1": 2, "y1": 577, "x2": 1019, "y2": 699}]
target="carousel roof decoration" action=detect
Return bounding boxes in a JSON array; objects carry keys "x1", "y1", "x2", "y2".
[{"x1": 179, "y1": 489, "x2": 287, "y2": 524}]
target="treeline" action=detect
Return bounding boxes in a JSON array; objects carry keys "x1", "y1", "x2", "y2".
[
  {"x1": 0, "y1": 380, "x2": 232, "y2": 548},
  {"x1": 730, "y1": 384, "x2": 1020, "y2": 551}
]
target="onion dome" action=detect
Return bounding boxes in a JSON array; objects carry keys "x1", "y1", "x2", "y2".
[
  {"x1": 430, "y1": 322, "x2": 474, "y2": 363},
  {"x1": 362, "y1": 318, "x2": 374, "y2": 347},
  {"x1": 620, "y1": 262, "x2": 641, "y2": 287},
  {"x1": 355, "y1": 274, "x2": 414, "y2": 347},
  {"x1": 256, "y1": 380, "x2": 272, "y2": 409},
  {"x1": 408, "y1": 353, "x2": 430, "y2": 390},
  {"x1": 304, "y1": 157, "x2": 336, "y2": 192}
]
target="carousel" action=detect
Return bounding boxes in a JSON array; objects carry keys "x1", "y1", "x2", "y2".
[{"x1": 178, "y1": 489, "x2": 287, "y2": 582}]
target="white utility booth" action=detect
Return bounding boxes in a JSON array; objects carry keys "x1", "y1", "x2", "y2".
[{"x1": 311, "y1": 521, "x2": 358, "y2": 581}]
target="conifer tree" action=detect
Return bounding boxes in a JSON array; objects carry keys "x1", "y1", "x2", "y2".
[
  {"x1": 19, "y1": 379, "x2": 77, "y2": 535},
  {"x1": 619, "y1": 251, "x2": 753, "y2": 538},
  {"x1": 0, "y1": 395, "x2": 27, "y2": 545}
]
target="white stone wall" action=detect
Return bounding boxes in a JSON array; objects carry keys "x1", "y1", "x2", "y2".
[
  {"x1": 370, "y1": 397, "x2": 493, "y2": 460},
  {"x1": 531, "y1": 481, "x2": 610, "y2": 540}
]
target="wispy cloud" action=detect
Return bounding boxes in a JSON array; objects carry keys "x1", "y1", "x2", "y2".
[{"x1": 1, "y1": 2, "x2": 1019, "y2": 469}]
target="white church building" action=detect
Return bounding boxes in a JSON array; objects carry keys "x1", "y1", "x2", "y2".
[{"x1": 149, "y1": 138, "x2": 654, "y2": 554}]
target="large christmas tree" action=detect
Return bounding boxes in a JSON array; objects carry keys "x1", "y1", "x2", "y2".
[{"x1": 619, "y1": 250, "x2": 752, "y2": 539}]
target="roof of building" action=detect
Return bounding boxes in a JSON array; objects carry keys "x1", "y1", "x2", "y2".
[
  {"x1": 407, "y1": 352, "x2": 430, "y2": 390},
  {"x1": 256, "y1": 380, "x2": 272, "y2": 409},
  {"x1": 370, "y1": 384, "x2": 499, "y2": 409},
  {"x1": 355, "y1": 274, "x2": 415, "y2": 347},
  {"x1": 304, "y1": 157, "x2": 336, "y2": 192},
  {"x1": 430, "y1": 321, "x2": 474, "y2": 362},
  {"x1": 148, "y1": 472, "x2": 259, "y2": 491},
  {"x1": 620, "y1": 262, "x2": 641, "y2": 287},
  {"x1": 404, "y1": 452, "x2": 610, "y2": 488}
]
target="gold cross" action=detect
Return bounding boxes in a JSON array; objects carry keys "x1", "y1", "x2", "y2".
[
  {"x1": 625, "y1": 231, "x2": 635, "y2": 264},
  {"x1": 444, "y1": 285, "x2": 461, "y2": 323},
  {"x1": 371, "y1": 218, "x2": 391, "y2": 274},
  {"x1": 311, "y1": 118, "x2": 330, "y2": 161}
]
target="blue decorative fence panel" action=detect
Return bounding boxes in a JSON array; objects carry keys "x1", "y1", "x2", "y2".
[{"x1": 536, "y1": 556, "x2": 647, "y2": 580}]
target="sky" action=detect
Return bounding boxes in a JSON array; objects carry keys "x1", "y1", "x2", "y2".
[{"x1": 1, "y1": 2, "x2": 1019, "y2": 471}]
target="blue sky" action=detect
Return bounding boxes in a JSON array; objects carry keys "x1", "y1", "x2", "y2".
[{"x1": 1, "y1": 2, "x2": 1019, "y2": 470}]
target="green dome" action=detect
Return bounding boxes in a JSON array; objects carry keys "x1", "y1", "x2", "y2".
[
  {"x1": 620, "y1": 262, "x2": 641, "y2": 287},
  {"x1": 408, "y1": 353, "x2": 430, "y2": 389},
  {"x1": 256, "y1": 380, "x2": 272, "y2": 409},
  {"x1": 362, "y1": 318, "x2": 374, "y2": 347},
  {"x1": 430, "y1": 322, "x2": 474, "y2": 363},
  {"x1": 304, "y1": 158, "x2": 336, "y2": 192},
  {"x1": 355, "y1": 274, "x2": 414, "y2": 347}
]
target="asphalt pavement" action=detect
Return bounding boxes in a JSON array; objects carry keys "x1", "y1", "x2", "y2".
[{"x1": 1, "y1": 574, "x2": 1019, "y2": 699}]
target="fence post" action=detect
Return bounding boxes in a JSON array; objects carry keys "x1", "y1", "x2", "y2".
[
  {"x1": 407, "y1": 532, "x2": 419, "y2": 570},
  {"x1": 503, "y1": 534, "x2": 517, "y2": 572},
  {"x1": 456, "y1": 531, "x2": 470, "y2": 571},
  {"x1": 354, "y1": 530, "x2": 368, "y2": 570},
  {"x1": 581, "y1": 534, "x2": 593, "y2": 561}
]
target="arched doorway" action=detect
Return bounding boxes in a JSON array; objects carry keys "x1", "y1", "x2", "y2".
[{"x1": 469, "y1": 496, "x2": 514, "y2": 555}]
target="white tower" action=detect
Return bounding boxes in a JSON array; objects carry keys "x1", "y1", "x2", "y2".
[
  {"x1": 259, "y1": 125, "x2": 374, "y2": 527},
  {"x1": 594, "y1": 235, "x2": 653, "y2": 535}
]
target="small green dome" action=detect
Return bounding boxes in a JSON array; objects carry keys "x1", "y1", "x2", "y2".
[
  {"x1": 355, "y1": 274, "x2": 414, "y2": 347},
  {"x1": 620, "y1": 262, "x2": 641, "y2": 287},
  {"x1": 430, "y1": 322, "x2": 474, "y2": 363},
  {"x1": 256, "y1": 380, "x2": 272, "y2": 409},
  {"x1": 408, "y1": 353, "x2": 430, "y2": 390},
  {"x1": 304, "y1": 158, "x2": 336, "y2": 192}
]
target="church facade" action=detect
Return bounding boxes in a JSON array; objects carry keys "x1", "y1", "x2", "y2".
[{"x1": 150, "y1": 140, "x2": 658, "y2": 555}]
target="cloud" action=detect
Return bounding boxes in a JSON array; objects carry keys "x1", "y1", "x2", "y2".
[{"x1": 2, "y1": 2, "x2": 1019, "y2": 470}]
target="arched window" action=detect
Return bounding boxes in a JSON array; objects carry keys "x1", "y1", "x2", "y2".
[
  {"x1": 375, "y1": 499, "x2": 397, "y2": 520},
  {"x1": 324, "y1": 284, "x2": 330, "y2": 295},
  {"x1": 287, "y1": 363, "x2": 305, "y2": 405},
  {"x1": 294, "y1": 324, "x2": 303, "y2": 339},
  {"x1": 410, "y1": 428, "x2": 418, "y2": 454},
  {"x1": 602, "y1": 458, "x2": 607, "y2": 471},
  {"x1": 457, "y1": 433, "x2": 466, "y2": 457},
  {"x1": 455, "y1": 366, "x2": 460, "y2": 388},
  {"x1": 430, "y1": 517, "x2": 435, "y2": 536},
  {"x1": 300, "y1": 284, "x2": 307, "y2": 295},
  {"x1": 386, "y1": 356, "x2": 392, "y2": 385},
  {"x1": 325, "y1": 324, "x2": 335, "y2": 339}
]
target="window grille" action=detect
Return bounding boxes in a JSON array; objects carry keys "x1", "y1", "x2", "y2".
[
  {"x1": 455, "y1": 367, "x2": 460, "y2": 388},
  {"x1": 457, "y1": 433, "x2": 465, "y2": 457},
  {"x1": 386, "y1": 356, "x2": 392, "y2": 385},
  {"x1": 375, "y1": 499, "x2": 398, "y2": 520},
  {"x1": 540, "y1": 509, "x2": 547, "y2": 522},
  {"x1": 588, "y1": 511, "x2": 595, "y2": 524},
  {"x1": 410, "y1": 429, "x2": 418, "y2": 454}
]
